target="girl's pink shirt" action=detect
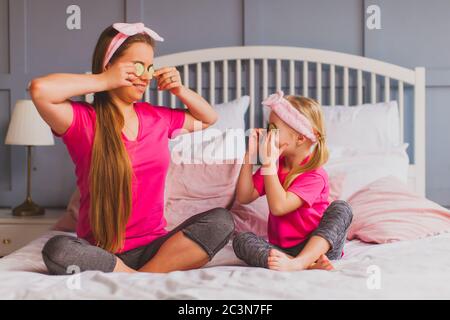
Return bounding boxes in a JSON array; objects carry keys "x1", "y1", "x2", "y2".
[
  {"x1": 52, "y1": 100, "x2": 185, "y2": 254},
  {"x1": 252, "y1": 157, "x2": 330, "y2": 248}
]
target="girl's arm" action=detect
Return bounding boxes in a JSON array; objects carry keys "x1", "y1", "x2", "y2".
[
  {"x1": 30, "y1": 62, "x2": 135, "y2": 135},
  {"x1": 235, "y1": 129, "x2": 260, "y2": 204},
  {"x1": 236, "y1": 152, "x2": 260, "y2": 204},
  {"x1": 262, "y1": 130, "x2": 303, "y2": 216},
  {"x1": 154, "y1": 67, "x2": 218, "y2": 132},
  {"x1": 263, "y1": 172, "x2": 303, "y2": 216}
]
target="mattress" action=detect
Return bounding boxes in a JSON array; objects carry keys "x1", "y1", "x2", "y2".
[{"x1": 0, "y1": 230, "x2": 449, "y2": 299}]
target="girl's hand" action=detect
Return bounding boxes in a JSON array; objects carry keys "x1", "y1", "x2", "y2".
[
  {"x1": 245, "y1": 128, "x2": 262, "y2": 165},
  {"x1": 102, "y1": 62, "x2": 137, "y2": 90},
  {"x1": 261, "y1": 130, "x2": 288, "y2": 168},
  {"x1": 154, "y1": 67, "x2": 183, "y2": 95},
  {"x1": 248, "y1": 128, "x2": 262, "y2": 157}
]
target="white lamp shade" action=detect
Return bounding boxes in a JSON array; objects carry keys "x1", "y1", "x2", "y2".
[{"x1": 5, "y1": 99, "x2": 55, "y2": 146}]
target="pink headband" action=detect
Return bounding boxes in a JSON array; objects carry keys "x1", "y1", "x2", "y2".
[
  {"x1": 262, "y1": 90, "x2": 318, "y2": 143},
  {"x1": 103, "y1": 22, "x2": 164, "y2": 69}
]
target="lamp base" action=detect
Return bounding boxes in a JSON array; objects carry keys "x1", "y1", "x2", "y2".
[{"x1": 12, "y1": 198, "x2": 45, "y2": 216}]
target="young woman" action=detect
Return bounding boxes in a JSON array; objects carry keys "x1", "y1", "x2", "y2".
[{"x1": 31, "y1": 22, "x2": 235, "y2": 275}]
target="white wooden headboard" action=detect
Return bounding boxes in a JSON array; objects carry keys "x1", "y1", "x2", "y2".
[{"x1": 149, "y1": 46, "x2": 426, "y2": 196}]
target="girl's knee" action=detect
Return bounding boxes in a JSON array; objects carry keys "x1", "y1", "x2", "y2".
[
  {"x1": 232, "y1": 233, "x2": 243, "y2": 249},
  {"x1": 232, "y1": 232, "x2": 249, "y2": 259},
  {"x1": 336, "y1": 200, "x2": 353, "y2": 226},
  {"x1": 232, "y1": 232, "x2": 258, "y2": 253},
  {"x1": 329, "y1": 200, "x2": 352, "y2": 211},
  {"x1": 327, "y1": 200, "x2": 353, "y2": 227},
  {"x1": 325, "y1": 250, "x2": 343, "y2": 261},
  {"x1": 233, "y1": 232, "x2": 255, "y2": 243},
  {"x1": 232, "y1": 232, "x2": 271, "y2": 268}
]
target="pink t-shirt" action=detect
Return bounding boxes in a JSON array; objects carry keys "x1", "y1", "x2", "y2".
[
  {"x1": 252, "y1": 157, "x2": 330, "y2": 248},
  {"x1": 52, "y1": 100, "x2": 185, "y2": 254}
]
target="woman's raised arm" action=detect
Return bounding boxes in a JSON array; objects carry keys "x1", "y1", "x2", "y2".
[
  {"x1": 154, "y1": 67, "x2": 218, "y2": 132},
  {"x1": 30, "y1": 62, "x2": 135, "y2": 135}
]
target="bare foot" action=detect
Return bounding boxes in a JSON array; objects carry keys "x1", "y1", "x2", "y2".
[
  {"x1": 267, "y1": 249, "x2": 308, "y2": 271},
  {"x1": 308, "y1": 254, "x2": 334, "y2": 271}
]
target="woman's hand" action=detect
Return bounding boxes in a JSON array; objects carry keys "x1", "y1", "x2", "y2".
[
  {"x1": 154, "y1": 66, "x2": 183, "y2": 95},
  {"x1": 102, "y1": 62, "x2": 137, "y2": 90},
  {"x1": 154, "y1": 66, "x2": 217, "y2": 133}
]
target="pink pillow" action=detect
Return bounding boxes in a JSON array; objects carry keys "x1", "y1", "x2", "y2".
[
  {"x1": 230, "y1": 196, "x2": 269, "y2": 237},
  {"x1": 347, "y1": 176, "x2": 450, "y2": 243},
  {"x1": 328, "y1": 172, "x2": 345, "y2": 202},
  {"x1": 165, "y1": 160, "x2": 242, "y2": 230}
]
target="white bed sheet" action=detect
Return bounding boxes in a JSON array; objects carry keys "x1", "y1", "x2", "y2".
[{"x1": 0, "y1": 230, "x2": 449, "y2": 299}]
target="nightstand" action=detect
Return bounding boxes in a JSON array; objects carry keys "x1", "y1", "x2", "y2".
[{"x1": 0, "y1": 208, "x2": 65, "y2": 257}]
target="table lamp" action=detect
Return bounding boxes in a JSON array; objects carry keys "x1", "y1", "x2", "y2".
[{"x1": 4, "y1": 99, "x2": 55, "y2": 216}]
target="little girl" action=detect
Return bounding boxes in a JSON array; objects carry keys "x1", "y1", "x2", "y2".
[{"x1": 233, "y1": 91, "x2": 353, "y2": 271}]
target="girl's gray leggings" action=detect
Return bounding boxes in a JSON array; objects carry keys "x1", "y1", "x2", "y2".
[
  {"x1": 233, "y1": 200, "x2": 353, "y2": 268},
  {"x1": 41, "y1": 207, "x2": 235, "y2": 275}
]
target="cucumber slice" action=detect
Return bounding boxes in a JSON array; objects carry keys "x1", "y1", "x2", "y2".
[
  {"x1": 147, "y1": 65, "x2": 155, "y2": 79},
  {"x1": 134, "y1": 62, "x2": 145, "y2": 76}
]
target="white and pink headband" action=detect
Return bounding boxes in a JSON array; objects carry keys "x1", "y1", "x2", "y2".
[
  {"x1": 103, "y1": 22, "x2": 164, "y2": 69},
  {"x1": 262, "y1": 90, "x2": 318, "y2": 143}
]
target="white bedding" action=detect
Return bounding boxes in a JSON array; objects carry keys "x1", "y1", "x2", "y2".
[{"x1": 1, "y1": 230, "x2": 450, "y2": 299}]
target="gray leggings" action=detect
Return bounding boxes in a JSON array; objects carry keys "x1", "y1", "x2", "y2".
[
  {"x1": 233, "y1": 200, "x2": 353, "y2": 268},
  {"x1": 42, "y1": 207, "x2": 235, "y2": 275}
]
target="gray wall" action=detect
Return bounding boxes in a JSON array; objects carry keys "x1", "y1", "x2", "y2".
[{"x1": 0, "y1": 0, "x2": 449, "y2": 208}]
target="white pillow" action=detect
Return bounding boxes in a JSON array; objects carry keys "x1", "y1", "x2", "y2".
[
  {"x1": 169, "y1": 96, "x2": 249, "y2": 149},
  {"x1": 324, "y1": 144, "x2": 410, "y2": 200},
  {"x1": 169, "y1": 96, "x2": 249, "y2": 162},
  {"x1": 210, "y1": 95, "x2": 250, "y2": 132},
  {"x1": 171, "y1": 129, "x2": 246, "y2": 163},
  {"x1": 322, "y1": 101, "x2": 401, "y2": 152},
  {"x1": 264, "y1": 100, "x2": 401, "y2": 153}
]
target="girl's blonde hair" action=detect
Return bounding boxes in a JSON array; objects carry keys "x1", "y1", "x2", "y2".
[{"x1": 282, "y1": 95, "x2": 329, "y2": 189}]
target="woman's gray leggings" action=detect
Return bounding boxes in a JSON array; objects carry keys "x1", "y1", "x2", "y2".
[
  {"x1": 41, "y1": 207, "x2": 235, "y2": 275},
  {"x1": 233, "y1": 200, "x2": 353, "y2": 268}
]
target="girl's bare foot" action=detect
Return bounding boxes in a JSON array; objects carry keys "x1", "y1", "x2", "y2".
[
  {"x1": 267, "y1": 249, "x2": 334, "y2": 272},
  {"x1": 267, "y1": 249, "x2": 309, "y2": 271},
  {"x1": 308, "y1": 254, "x2": 334, "y2": 271}
]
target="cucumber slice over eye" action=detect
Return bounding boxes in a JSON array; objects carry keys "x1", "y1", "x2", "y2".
[{"x1": 134, "y1": 62, "x2": 145, "y2": 76}]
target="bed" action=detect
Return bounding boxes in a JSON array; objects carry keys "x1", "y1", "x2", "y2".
[
  {"x1": 2, "y1": 46, "x2": 450, "y2": 300},
  {"x1": 1, "y1": 230, "x2": 450, "y2": 299}
]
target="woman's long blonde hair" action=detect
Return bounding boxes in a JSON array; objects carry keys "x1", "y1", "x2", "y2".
[
  {"x1": 89, "y1": 26, "x2": 155, "y2": 253},
  {"x1": 282, "y1": 96, "x2": 329, "y2": 189}
]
